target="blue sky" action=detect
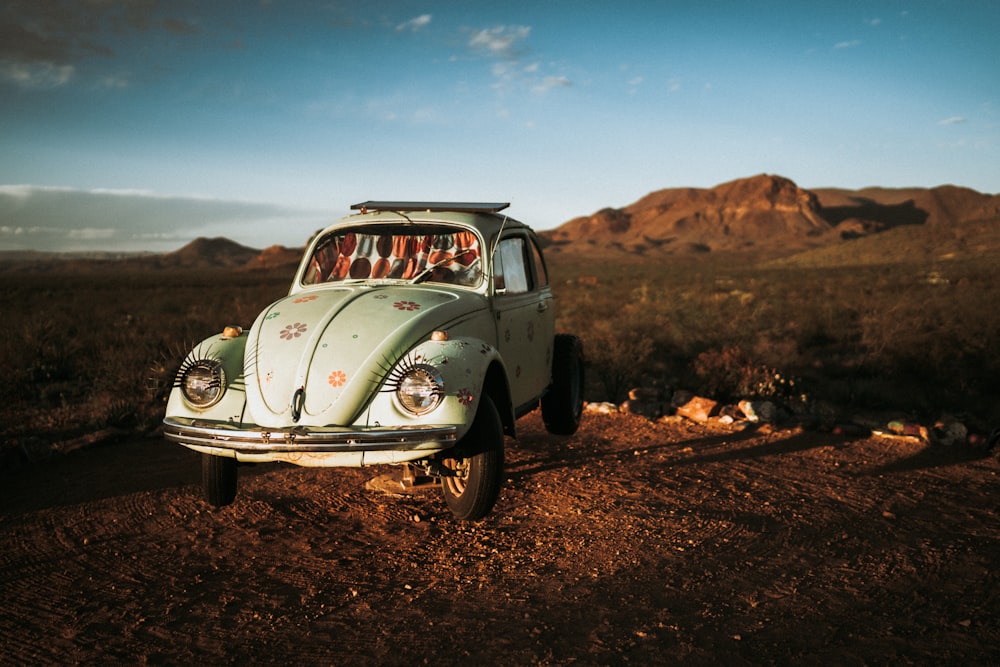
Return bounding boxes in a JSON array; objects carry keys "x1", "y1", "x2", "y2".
[{"x1": 1, "y1": 0, "x2": 997, "y2": 252}]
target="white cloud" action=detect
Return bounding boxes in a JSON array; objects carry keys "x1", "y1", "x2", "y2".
[
  {"x1": 464, "y1": 25, "x2": 573, "y2": 99},
  {"x1": 0, "y1": 2, "x2": 206, "y2": 90},
  {"x1": 492, "y1": 62, "x2": 512, "y2": 78},
  {"x1": 468, "y1": 25, "x2": 531, "y2": 60},
  {"x1": 937, "y1": 116, "x2": 967, "y2": 126},
  {"x1": 834, "y1": 40, "x2": 862, "y2": 50},
  {"x1": 0, "y1": 186, "x2": 333, "y2": 252},
  {"x1": 396, "y1": 14, "x2": 432, "y2": 32},
  {"x1": 67, "y1": 228, "x2": 116, "y2": 240},
  {"x1": 532, "y1": 76, "x2": 571, "y2": 94},
  {"x1": 0, "y1": 60, "x2": 75, "y2": 89},
  {"x1": 98, "y1": 73, "x2": 130, "y2": 89},
  {"x1": 0, "y1": 185, "x2": 35, "y2": 200}
]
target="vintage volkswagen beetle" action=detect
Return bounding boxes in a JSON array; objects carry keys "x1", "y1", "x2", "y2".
[{"x1": 164, "y1": 201, "x2": 583, "y2": 520}]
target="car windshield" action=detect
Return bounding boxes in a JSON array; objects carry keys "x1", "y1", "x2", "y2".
[{"x1": 302, "y1": 224, "x2": 484, "y2": 287}]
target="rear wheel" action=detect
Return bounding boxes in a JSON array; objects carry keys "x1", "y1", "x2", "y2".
[
  {"x1": 202, "y1": 453, "x2": 237, "y2": 507},
  {"x1": 441, "y1": 395, "x2": 504, "y2": 520},
  {"x1": 541, "y1": 334, "x2": 584, "y2": 435}
]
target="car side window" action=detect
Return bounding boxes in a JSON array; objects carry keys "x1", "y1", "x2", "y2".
[{"x1": 494, "y1": 237, "x2": 530, "y2": 294}]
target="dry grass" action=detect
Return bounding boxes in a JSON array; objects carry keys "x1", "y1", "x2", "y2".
[
  {"x1": 549, "y1": 250, "x2": 1000, "y2": 431},
  {"x1": 2, "y1": 245, "x2": 998, "y2": 465},
  {"x1": 0, "y1": 269, "x2": 288, "y2": 462}
]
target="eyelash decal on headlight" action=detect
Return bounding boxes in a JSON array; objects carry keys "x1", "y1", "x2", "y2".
[
  {"x1": 172, "y1": 347, "x2": 223, "y2": 388},
  {"x1": 378, "y1": 350, "x2": 428, "y2": 393}
]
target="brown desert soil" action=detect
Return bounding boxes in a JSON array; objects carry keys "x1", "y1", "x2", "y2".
[{"x1": 2, "y1": 411, "x2": 999, "y2": 665}]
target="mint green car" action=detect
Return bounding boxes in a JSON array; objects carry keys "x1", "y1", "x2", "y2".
[{"x1": 164, "y1": 202, "x2": 583, "y2": 520}]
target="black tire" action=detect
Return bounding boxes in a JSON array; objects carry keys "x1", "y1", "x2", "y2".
[
  {"x1": 202, "y1": 453, "x2": 237, "y2": 507},
  {"x1": 541, "y1": 334, "x2": 584, "y2": 435},
  {"x1": 441, "y1": 395, "x2": 505, "y2": 520}
]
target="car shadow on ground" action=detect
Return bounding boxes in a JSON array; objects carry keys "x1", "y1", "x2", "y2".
[
  {"x1": 510, "y1": 417, "x2": 997, "y2": 485},
  {"x1": 869, "y1": 441, "x2": 996, "y2": 475},
  {"x1": 0, "y1": 434, "x2": 280, "y2": 515},
  {"x1": 0, "y1": 436, "x2": 197, "y2": 514},
  {"x1": 506, "y1": 422, "x2": 861, "y2": 482}
]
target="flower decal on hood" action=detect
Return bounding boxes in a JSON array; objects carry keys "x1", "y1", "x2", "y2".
[{"x1": 280, "y1": 322, "x2": 308, "y2": 340}]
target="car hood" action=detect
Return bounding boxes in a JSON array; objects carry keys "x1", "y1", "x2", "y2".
[{"x1": 244, "y1": 285, "x2": 485, "y2": 427}]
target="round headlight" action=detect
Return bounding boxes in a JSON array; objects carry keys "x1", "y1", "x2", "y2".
[
  {"x1": 396, "y1": 364, "x2": 444, "y2": 415},
  {"x1": 181, "y1": 359, "x2": 226, "y2": 408}
]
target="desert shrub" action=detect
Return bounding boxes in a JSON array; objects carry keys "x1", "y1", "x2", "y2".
[
  {"x1": 549, "y1": 252, "x2": 1000, "y2": 427},
  {"x1": 554, "y1": 274, "x2": 678, "y2": 402},
  {"x1": 580, "y1": 320, "x2": 657, "y2": 403},
  {"x1": 0, "y1": 269, "x2": 288, "y2": 448},
  {"x1": 689, "y1": 344, "x2": 802, "y2": 404},
  {"x1": 3, "y1": 246, "x2": 999, "y2": 456}
]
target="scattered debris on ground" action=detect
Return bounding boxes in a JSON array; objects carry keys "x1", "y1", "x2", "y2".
[{"x1": 591, "y1": 386, "x2": 995, "y2": 452}]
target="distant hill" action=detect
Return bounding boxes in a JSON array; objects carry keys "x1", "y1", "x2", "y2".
[
  {"x1": 3, "y1": 176, "x2": 998, "y2": 273},
  {"x1": 154, "y1": 238, "x2": 306, "y2": 271},
  {"x1": 0, "y1": 237, "x2": 304, "y2": 273},
  {"x1": 157, "y1": 237, "x2": 261, "y2": 269},
  {"x1": 241, "y1": 244, "x2": 304, "y2": 270},
  {"x1": 540, "y1": 174, "x2": 1000, "y2": 259}
]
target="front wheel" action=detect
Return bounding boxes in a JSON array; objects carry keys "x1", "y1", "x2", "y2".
[
  {"x1": 440, "y1": 395, "x2": 504, "y2": 520},
  {"x1": 202, "y1": 453, "x2": 237, "y2": 507}
]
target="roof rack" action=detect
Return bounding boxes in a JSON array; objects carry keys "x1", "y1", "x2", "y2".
[{"x1": 351, "y1": 201, "x2": 510, "y2": 214}]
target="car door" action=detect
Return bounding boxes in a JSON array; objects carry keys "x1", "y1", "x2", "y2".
[{"x1": 492, "y1": 232, "x2": 554, "y2": 412}]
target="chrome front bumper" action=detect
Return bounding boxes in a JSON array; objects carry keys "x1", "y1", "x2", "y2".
[{"x1": 163, "y1": 416, "x2": 457, "y2": 454}]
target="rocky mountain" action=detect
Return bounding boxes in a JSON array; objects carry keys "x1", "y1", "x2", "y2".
[
  {"x1": 4, "y1": 175, "x2": 997, "y2": 273},
  {"x1": 811, "y1": 184, "x2": 1000, "y2": 233},
  {"x1": 541, "y1": 174, "x2": 1000, "y2": 256}
]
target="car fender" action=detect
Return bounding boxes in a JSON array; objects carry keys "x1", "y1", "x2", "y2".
[
  {"x1": 164, "y1": 331, "x2": 250, "y2": 424},
  {"x1": 360, "y1": 334, "x2": 512, "y2": 440}
]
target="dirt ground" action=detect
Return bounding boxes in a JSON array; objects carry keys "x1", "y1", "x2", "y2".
[{"x1": 2, "y1": 411, "x2": 999, "y2": 665}]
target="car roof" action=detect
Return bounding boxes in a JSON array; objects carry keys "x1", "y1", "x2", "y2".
[
  {"x1": 351, "y1": 201, "x2": 510, "y2": 214},
  {"x1": 338, "y1": 201, "x2": 532, "y2": 239}
]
